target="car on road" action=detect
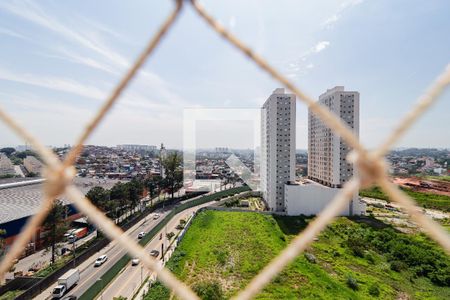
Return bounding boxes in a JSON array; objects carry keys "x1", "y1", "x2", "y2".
[
  {"x1": 61, "y1": 296, "x2": 77, "y2": 300},
  {"x1": 94, "y1": 255, "x2": 108, "y2": 267},
  {"x1": 150, "y1": 250, "x2": 160, "y2": 257},
  {"x1": 153, "y1": 213, "x2": 160, "y2": 220},
  {"x1": 64, "y1": 229, "x2": 76, "y2": 238},
  {"x1": 137, "y1": 231, "x2": 146, "y2": 239},
  {"x1": 131, "y1": 258, "x2": 140, "y2": 266}
]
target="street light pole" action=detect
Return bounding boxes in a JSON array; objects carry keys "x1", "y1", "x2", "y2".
[{"x1": 72, "y1": 240, "x2": 76, "y2": 267}]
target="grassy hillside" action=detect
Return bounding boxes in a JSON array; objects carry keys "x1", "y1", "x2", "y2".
[
  {"x1": 360, "y1": 186, "x2": 450, "y2": 212},
  {"x1": 145, "y1": 210, "x2": 450, "y2": 300}
]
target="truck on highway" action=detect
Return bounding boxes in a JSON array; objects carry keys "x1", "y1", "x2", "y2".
[
  {"x1": 52, "y1": 269, "x2": 80, "y2": 298},
  {"x1": 67, "y1": 227, "x2": 88, "y2": 243}
]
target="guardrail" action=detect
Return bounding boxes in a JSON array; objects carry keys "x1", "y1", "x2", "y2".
[{"x1": 79, "y1": 186, "x2": 250, "y2": 300}]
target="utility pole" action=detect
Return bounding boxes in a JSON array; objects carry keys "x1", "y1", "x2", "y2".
[
  {"x1": 161, "y1": 243, "x2": 164, "y2": 262},
  {"x1": 72, "y1": 240, "x2": 76, "y2": 267}
]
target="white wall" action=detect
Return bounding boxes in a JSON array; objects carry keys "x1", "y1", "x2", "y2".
[{"x1": 284, "y1": 183, "x2": 365, "y2": 216}]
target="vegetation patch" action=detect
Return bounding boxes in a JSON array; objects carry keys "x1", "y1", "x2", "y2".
[
  {"x1": 360, "y1": 186, "x2": 450, "y2": 211},
  {"x1": 0, "y1": 290, "x2": 22, "y2": 300},
  {"x1": 145, "y1": 210, "x2": 450, "y2": 299}
]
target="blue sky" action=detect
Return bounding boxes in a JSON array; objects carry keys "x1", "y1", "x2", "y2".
[{"x1": 0, "y1": 0, "x2": 449, "y2": 150}]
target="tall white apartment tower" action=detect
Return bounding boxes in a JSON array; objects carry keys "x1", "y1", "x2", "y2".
[
  {"x1": 261, "y1": 88, "x2": 296, "y2": 212},
  {"x1": 308, "y1": 86, "x2": 359, "y2": 188}
]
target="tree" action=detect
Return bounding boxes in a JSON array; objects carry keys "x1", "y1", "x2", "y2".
[
  {"x1": 0, "y1": 147, "x2": 15, "y2": 156},
  {"x1": 104, "y1": 199, "x2": 120, "y2": 223},
  {"x1": 15, "y1": 150, "x2": 38, "y2": 160},
  {"x1": 145, "y1": 176, "x2": 160, "y2": 206},
  {"x1": 110, "y1": 182, "x2": 130, "y2": 218},
  {"x1": 43, "y1": 200, "x2": 68, "y2": 264},
  {"x1": 128, "y1": 179, "x2": 144, "y2": 213},
  {"x1": 162, "y1": 152, "x2": 183, "y2": 200},
  {"x1": 86, "y1": 186, "x2": 110, "y2": 211},
  {"x1": 0, "y1": 229, "x2": 6, "y2": 256}
]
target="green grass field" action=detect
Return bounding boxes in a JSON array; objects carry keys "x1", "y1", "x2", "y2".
[
  {"x1": 0, "y1": 290, "x2": 22, "y2": 300},
  {"x1": 145, "y1": 210, "x2": 450, "y2": 300},
  {"x1": 360, "y1": 186, "x2": 450, "y2": 212},
  {"x1": 420, "y1": 175, "x2": 450, "y2": 182}
]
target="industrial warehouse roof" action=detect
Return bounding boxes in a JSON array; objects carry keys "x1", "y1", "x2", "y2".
[{"x1": 0, "y1": 177, "x2": 121, "y2": 224}]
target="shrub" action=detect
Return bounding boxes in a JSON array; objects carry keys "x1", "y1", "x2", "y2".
[
  {"x1": 224, "y1": 199, "x2": 239, "y2": 207},
  {"x1": 347, "y1": 236, "x2": 365, "y2": 258},
  {"x1": 365, "y1": 252, "x2": 376, "y2": 264},
  {"x1": 368, "y1": 283, "x2": 380, "y2": 296},
  {"x1": 346, "y1": 276, "x2": 359, "y2": 290},
  {"x1": 192, "y1": 281, "x2": 224, "y2": 300},
  {"x1": 213, "y1": 249, "x2": 228, "y2": 266},
  {"x1": 304, "y1": 252, "x2": 317, "y2": 263},
  {"x1": 332, "y1": 250, "x2": 341, "y2": 257},
  {"x1": 145, "y1": 281, "x2": 170, "y2": 300},
  {"x1": 390, "y1": 260, "x2": 407, "y2": 272},
  {"x1": 429, "y1": 268, "x2": 450, "y2": 286},
  {"x1": 166, "y1": 232, "x2": 175, "y2": 240}
]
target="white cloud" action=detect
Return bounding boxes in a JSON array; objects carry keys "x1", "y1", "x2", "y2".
[
  {"x1": 314, "y1": 41, "x2": 330, "y2": 53},
  {"x1": 0, "y1": 67, "x2": 106, "y2": 100},
  {"x1": 0, "y1": 0, "x2": 190, "y2": 119},
  {"x1": 282, "y1": 41, "x2": 330, "y2": 78},
  {"x1": 322, "y1": 14, "x2": 340, "y2": 28},
  {"x1": 322, "y1": 0, "x2": 365, "y2": 29},
  {"x1": 0, "y1": 0, "x2": 129, "y2": 69},
  {"x1": 44, "y1": 47, "x2": 119, "y2": 75},
  {"x1": 229, "y1": 16, "x2": 236, "y2": 29},
  {"x1": 0, "y1": 27, "x2": 29, "y2": 40}
]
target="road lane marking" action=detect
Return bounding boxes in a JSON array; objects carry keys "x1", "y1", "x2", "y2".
[
  {"x1": 109, "y1": 208, "x2": 198, "y2": 297},
  {"x1": 68, "y1": 214, "x2": 165, "y2": 295}
]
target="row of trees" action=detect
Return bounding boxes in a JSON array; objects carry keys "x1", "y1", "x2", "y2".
[
  {"x1": 0, "y1": 153, "x2": 184, "y2": 266},
  {"x1": 86, "y1": 178, "x2": 145, "y2": 222},
  {"x1": 86, "y1": 152, "x2": 184, "y2": 220}
]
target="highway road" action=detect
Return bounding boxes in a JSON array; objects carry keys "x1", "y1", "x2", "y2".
[
  {"x1": 34, "y1": 186, "x2": 236, "y2": 300},
  {"x1": 100, "y1": 202, "x2": 215, "y2": 299},
  {"x1": 34, "y1": 208, "x2": 170, "y2": 300}
]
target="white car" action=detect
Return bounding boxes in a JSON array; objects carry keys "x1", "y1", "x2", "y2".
[
  {"x1": 94, "y1": 255, "x2": 107, "y2": 267},
  {"x1": 131, "y1": 258, "x2": 140, "y2": 266},
  {"x1": 137, "y1": 232, "x2": 146, "y2": 239},
  {"x1": 153, "y1": 214, "x2": 160, "y2": 220}
]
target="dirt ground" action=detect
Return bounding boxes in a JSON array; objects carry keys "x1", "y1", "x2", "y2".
[
  {"x1": 393, "y1": 177, "x2": 450, "y2": 197},
  {"x1": 362, "y1": 197, "x2": 450, "y2": 234}
]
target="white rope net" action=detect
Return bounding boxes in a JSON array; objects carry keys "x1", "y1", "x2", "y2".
[{"x1": 0, "y1": 1, "x2": 449, "y2": 299}]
